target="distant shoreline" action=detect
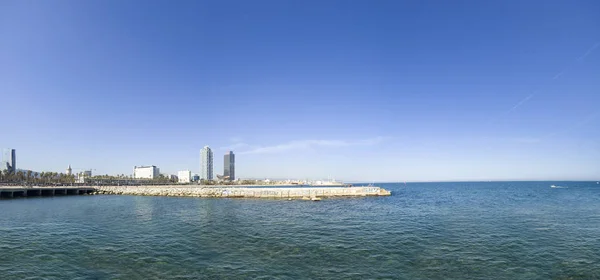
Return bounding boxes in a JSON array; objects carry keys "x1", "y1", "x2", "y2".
[{"x1": 347, "y1": 180, "x2": 600, "y2": 184}]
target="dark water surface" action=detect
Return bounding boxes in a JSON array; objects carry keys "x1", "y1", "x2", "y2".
[{"x1": 1, "y1": 182, "x2": 599, "y2": 279}]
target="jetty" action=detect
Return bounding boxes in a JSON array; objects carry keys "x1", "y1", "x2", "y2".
[
  {"x1": 93, "y1": 185, "x2": 391, "y2": 199},
  {"x1": 0, "y1": 185, "x2": 391, "y2": 200},
  {"x1": 0, "y1": 186, "x2": 95, "y2": 199}
]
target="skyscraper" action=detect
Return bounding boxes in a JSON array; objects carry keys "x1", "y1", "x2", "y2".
[
  {"x1": 1, "y1": 148, "x2": 16, "y2": 174},
  {"x1": 200, "y1": 146, "x2": 213, "y2": 180},
  {"x1": 224, "y1": 151, "x2": 235, "y2": 180}
]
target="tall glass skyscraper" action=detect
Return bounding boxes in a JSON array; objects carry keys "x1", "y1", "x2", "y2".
[
  {"x1": 200, "y1": 146, "x2": 213, "y2": 180},
  {"x1": 224, "y1": 151, "x2": 235, "y2": 180},
  {"x1": 1, "y1": 148, "x2": 16, "y2": 173}
]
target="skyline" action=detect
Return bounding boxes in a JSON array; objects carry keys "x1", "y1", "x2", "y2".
[
  {"x1": 2, "y1": 145, "x2": 599, "y2": 182},
  {"x1": 1, "y1": 1, "x2": 599, "y2": 181}
]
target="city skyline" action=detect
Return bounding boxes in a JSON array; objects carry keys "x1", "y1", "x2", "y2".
[{"x1": 1, "y1": 1, "x2": 599, "y2": 181}]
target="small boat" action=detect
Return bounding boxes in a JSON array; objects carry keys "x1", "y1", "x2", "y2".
[{"x1": 311, "y1": 197, "x2": 321, "y2": 201}]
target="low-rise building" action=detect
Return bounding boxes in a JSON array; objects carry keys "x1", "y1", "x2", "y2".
[
  {"x1": 164, "y1": 174, "x2": 177, "y2": 181},
  {"x1": 76, "y1": 170, "x2": 93, "y2": 183},
  {"x1": 134, "y1": 165, "x2": 159, "y2": 179},
  {"x1": 178, "y1": 170, "x2": 191, "y2": 184}
]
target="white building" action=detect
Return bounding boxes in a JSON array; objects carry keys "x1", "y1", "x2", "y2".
[
  {"x1": 66, "y1": 165, "x2": 72, "y2": 176},
  {"x1": 134, "y1": 165, "x2": 160, "y2": 179},
  {"x1": 76, "y1": 170, "x2": 92, "y2": 183},
  {"x1": 200, "y1": 146, "x2": 213, "y2": 180},
  {"x1": 178, "y1": 170, "x2": 191, "y2": 184}
]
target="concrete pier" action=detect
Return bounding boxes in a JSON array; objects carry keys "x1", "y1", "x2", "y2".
[
  {"x1": 0, "y1": 187, "x2": 95, "y2": 199},
  {"x1": 93, "y1": 185, "x2": 392, "y2": 199}
]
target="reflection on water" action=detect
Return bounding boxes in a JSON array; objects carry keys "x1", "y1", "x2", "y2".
[{"x1": 133, "y1": 196, "x2": 154, "y2": 222}]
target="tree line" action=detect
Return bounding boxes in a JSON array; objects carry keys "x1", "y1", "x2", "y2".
[
  {"x1": 0, "y1": 171, "x2": 177, "y2": 185},
  {"x1": 0, "y1": 170, "x2": 76, "y2": 184}
]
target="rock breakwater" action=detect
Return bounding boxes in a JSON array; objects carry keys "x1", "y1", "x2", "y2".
[{"x1": 93, "y1": 185, "x2": 391, "y2": 199}]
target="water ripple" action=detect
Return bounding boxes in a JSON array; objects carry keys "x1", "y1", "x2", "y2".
[{"x1": 1, "y1": 182, "x2": 599, "y2": 279}]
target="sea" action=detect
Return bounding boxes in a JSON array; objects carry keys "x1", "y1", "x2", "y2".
[{"x1": 1, "y1": 181, "x2": 599, "y2": 279}]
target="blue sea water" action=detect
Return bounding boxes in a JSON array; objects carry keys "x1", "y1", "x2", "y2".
[{"x1": 1, "y1": 181, "x2": 599, "y2": 279}]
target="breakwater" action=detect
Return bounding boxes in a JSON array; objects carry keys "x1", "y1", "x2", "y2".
[{"x1": 93, "y1": 185, "x2": 391, "y2": 199}]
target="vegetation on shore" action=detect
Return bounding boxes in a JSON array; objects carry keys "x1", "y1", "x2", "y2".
[
  {"x1": 0, "y1": 170, "x2": 283, "y2": 186},
  {"x1": 0, "y1": 171, "x2": 175, "y2": 185},
  {"x1": 1, "y1": 170, "x2": 76, "y2": 185}
]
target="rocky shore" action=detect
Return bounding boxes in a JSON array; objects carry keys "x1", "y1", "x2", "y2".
[{"x1": 92, "y1": 185, "x2": 391, "y2": 199}]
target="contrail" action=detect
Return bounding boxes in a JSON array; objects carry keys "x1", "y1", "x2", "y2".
[
  {"x1": 552, "y1": 71, "x2": 565, "y2": 80},
  {"x1": 553, "y1": 41, "x2": 600, "y2": 80},
  {"x1": 577, "y1": 42, "x2": 600, "y2": 61},
  {"x1": 486, "y1": 41, "x2": 598, "y2": 125},
  {"x1": 507, "y1": 94, "x2": 535, "y2": 113},
  {"x1": 486, "y1": 93, "x2": 535, "y2": 125}
]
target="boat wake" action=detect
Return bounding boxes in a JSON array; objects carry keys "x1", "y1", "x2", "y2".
[{"x1": 550, "y1": 185, "x2": 568, "y2": 189}]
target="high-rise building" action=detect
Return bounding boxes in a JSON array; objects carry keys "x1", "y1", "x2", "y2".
[
  {"x1": 224, "y1": 151, "x2": 235, "y2": 180},
  {"x1": 200, "y1": 146, "x2": 213, "y2": 180},
  {"x1": 1, "y1": 148, "x2": 16, "y2": 174},
  {"x1": 134, "y1": 165, "x2": 160, "y2": 179}
]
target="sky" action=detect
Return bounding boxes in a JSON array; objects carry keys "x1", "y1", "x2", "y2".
[{"x1": 1, "y1": 0, "x2": 599, "y2": 182}]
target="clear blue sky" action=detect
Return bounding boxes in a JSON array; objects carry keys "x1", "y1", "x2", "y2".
[{"x1": 1, "y1": 0, "x2": 599, "y2": 181}]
